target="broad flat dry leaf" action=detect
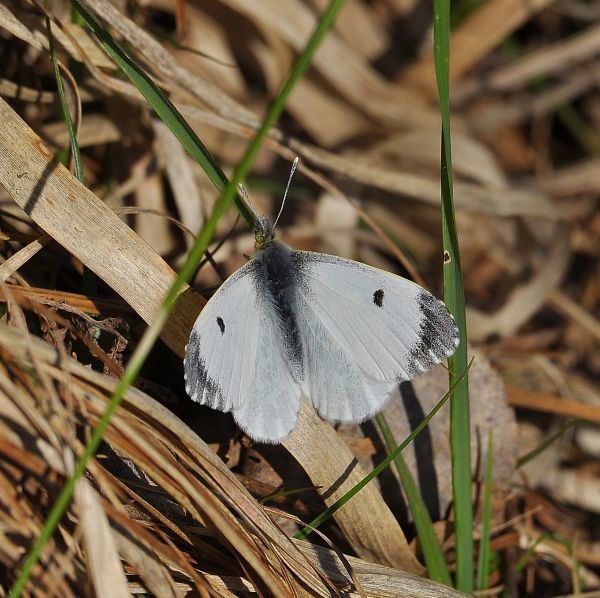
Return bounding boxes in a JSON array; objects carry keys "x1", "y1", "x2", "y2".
[
  {"x1": 285, "y1": 402, "x2": 424, "y2": 573},
  {"x1": 340, "y1": 350, "x2": 518, "y2": 521}
]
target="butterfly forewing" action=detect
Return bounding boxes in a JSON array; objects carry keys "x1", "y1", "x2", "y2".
[
  {"x1": 184, "y1": 261, "x2": 302, "y2": 441},
  {"x1": 293, "y1": 251, "x2": 459, "y2": 422}
]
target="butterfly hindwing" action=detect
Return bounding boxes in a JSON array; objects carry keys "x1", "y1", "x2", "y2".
[
  {"x1": 293, "y1": 251, "x2": 459, "y2": 422},
  {"x1": 184, "y1": 261, "x2": 302, "y2": 442}
]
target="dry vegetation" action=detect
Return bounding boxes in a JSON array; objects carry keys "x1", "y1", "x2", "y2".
[{"x1": 1, "y1": 0, "x2": 600, "y2": 596}]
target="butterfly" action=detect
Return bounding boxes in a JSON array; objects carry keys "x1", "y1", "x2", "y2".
[{"x1": 184, "y1": 163, "x2": 459, "y2": 443}]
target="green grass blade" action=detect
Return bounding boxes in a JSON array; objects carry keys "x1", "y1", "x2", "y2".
[
  {"x1": 294, "y1": 360, "x2": 473, "y2": 541},
  {"x1": 476, "y1": 431, "x2": 494, "y2": 590},
  {"x1": 44, "y1": 4, "x2": 84, "y2": 183},
  {"x1": 516, "y1": 532, "x2": 552, "y2": 572},
  {"x1": 376, "y1": 413, "x2": 452, "y2": 586},
  {"x1": 517, "y1": 419, "x2": 584, "y2": 469},
  {"x1": 432, "y1": 0, "x2": 473, "y2": 591},
  {"x1": 9, "y1": 2, "x2": 347, "y2": 595},
  {"x1": 44, "y1": 4, "x2": 98, "y2": 304}
]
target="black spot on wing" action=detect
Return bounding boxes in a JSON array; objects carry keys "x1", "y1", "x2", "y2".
[
  {"x1": 253, "y1": 242, "x2": 305, "y2": 380},
  {"x1": 184, "y1": 327, "x2": 225, "y2": 409},
  {"x1": 216, "y1": 316, "x2": 225, "y2": 334},
  {"x1": 407, "y1": 291, "x2": 459, "y2": 378},
  {"x1": 373, "y1": 288, "x2": 384, "y2": 307}
]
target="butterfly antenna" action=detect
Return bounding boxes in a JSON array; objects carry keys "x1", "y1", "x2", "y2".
[
  {"x1": 238, "y1": 182, "x2": 257, "y2": 216},
  {"x1": 273, "y1": 157, "x2": 299, "y2": 230}
]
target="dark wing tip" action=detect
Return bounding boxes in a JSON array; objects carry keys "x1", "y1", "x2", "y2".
[{"x1": 406, "y1": 291, "x2": 460, "y2": 377}]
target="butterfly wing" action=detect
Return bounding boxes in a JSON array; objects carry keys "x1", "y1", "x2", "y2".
[
  {"x1": 293, "y1": 251, "x2": 459, "y2": 422},
  {"x1": 184, "y1": 261, "x2": 302, "y2": 442}
]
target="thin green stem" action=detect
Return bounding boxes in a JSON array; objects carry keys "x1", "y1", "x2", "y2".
[
  {"x1": 476, "y1": 431, "x2": 494, "y2": 590},
  {"x1": 376, "y1": 413, "x2": 452, "y2": 586},
  {"x1": 517, "y1": 419, "x2": 584, "y2": 469},
  {"x1": 44, "y1": 2, "x2": 84, "y2": 183},
  {"x1": 432, "y1": 0, "x2": 473, "y2": 591}
]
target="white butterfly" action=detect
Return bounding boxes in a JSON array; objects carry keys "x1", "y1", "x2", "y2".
[{"x1": 184, "y1": 165, "x2": 459, "y2": 443}]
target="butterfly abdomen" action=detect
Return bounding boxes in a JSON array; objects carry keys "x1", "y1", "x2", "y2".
[{"x1": 253, "y1": 241, "x2": 305, "y2": 380}]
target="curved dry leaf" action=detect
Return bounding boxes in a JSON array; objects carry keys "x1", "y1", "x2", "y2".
[{"x1": 295, "y1": 540, "x2": 469, "y2": 598}]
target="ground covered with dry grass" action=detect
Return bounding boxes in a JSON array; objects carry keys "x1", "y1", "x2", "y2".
[{"x1": 1, "y1": 0, "x2": 600, "y2": 596}]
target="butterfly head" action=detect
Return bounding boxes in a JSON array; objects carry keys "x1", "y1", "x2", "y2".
[
  {"x1": 254, "y1": 215, "x2": 275, "y2": 250},
  {"x1": 252, "y1": 157, "x2": 300, "y2": 251}
]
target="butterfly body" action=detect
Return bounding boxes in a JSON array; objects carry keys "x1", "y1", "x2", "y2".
[{"x1": 184, "y1": 233, "x2": 459, "y2": 443}]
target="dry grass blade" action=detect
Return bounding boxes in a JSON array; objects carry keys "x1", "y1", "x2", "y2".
[
  {"x1": 75, "y1": 480, "x2": 130, "y2": 598},
  {"x1": 0, "y1": 325, "x2": 333, "y2": 595}
]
